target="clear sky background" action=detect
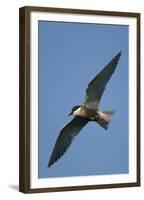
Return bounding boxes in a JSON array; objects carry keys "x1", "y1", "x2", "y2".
[{"x1": 38, "y1": 21, "x2": 128, "y2": 178}]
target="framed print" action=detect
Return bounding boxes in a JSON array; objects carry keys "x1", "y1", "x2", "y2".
[{"x1": 19, "y1": 6, "x2": 140, "y2": 193}]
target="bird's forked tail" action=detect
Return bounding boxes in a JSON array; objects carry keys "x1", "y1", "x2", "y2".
[{"x1": 96, "y1": 109, "x2": 115, "y2": 130}]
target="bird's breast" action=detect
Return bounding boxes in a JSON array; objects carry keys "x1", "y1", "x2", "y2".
[{"x1": 74, "y1": 106, "x2": 97, "y2": 119}]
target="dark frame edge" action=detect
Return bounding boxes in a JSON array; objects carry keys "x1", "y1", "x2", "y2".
[
  {"x1": 19, "y1": 7, "x2": 31, "y2": 193},
  {"x1": 136, "y1": 13, "x2": 141, "y2": 187},
  {"x1": 28, "y1": 182, "x2": 140, "y2": 193},
  {"x1": 21, "y1": 6, "x2": 140, "y2": 17}
]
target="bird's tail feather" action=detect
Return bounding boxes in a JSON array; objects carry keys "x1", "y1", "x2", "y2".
[{"x1": 96, "y1": 109, "x2": 115, "y2": 130}]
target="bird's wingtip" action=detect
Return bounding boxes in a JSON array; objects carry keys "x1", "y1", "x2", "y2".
[
  {"x1": 114, "y1": 51, "x2": 122, "y2": 61},
  {"x1": 47, "y1": 163, "x2": 51, "y2": 168},
  {"x1": 47, "y1": 160, "x2": 54, "y2": 168},
  {"x1": 118, "y1": 51, "x2": 122, "y2": 57}
]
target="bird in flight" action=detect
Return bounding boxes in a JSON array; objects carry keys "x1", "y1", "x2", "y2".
[{"x1": 48, "y1": 52, "x2": 122, "y2": 167}]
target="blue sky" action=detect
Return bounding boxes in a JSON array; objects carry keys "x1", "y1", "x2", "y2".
[{"x1": 38, "y1": 21, "x2": 129, "y2": 178}]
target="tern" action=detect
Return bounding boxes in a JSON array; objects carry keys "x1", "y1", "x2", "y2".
[{"x1": 48, "y1": 52, "x2": 122, "y2": 167}]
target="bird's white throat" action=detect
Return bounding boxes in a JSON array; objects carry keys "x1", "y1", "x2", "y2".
[{"x1": 73, "y1": 107, "x2": 81, "y2": 115}]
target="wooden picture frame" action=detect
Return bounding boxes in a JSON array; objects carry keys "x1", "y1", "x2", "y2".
[{"x1": 19, "y1": 6, "x2": 140, "y2": 193}]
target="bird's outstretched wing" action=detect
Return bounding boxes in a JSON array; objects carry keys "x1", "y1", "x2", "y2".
[
  {"x1": 84, "y1": 52, "x2": 122, "y2": 110},
  {"x1": 48, "y1": 116, "x2": 89, "y2": 167}
]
